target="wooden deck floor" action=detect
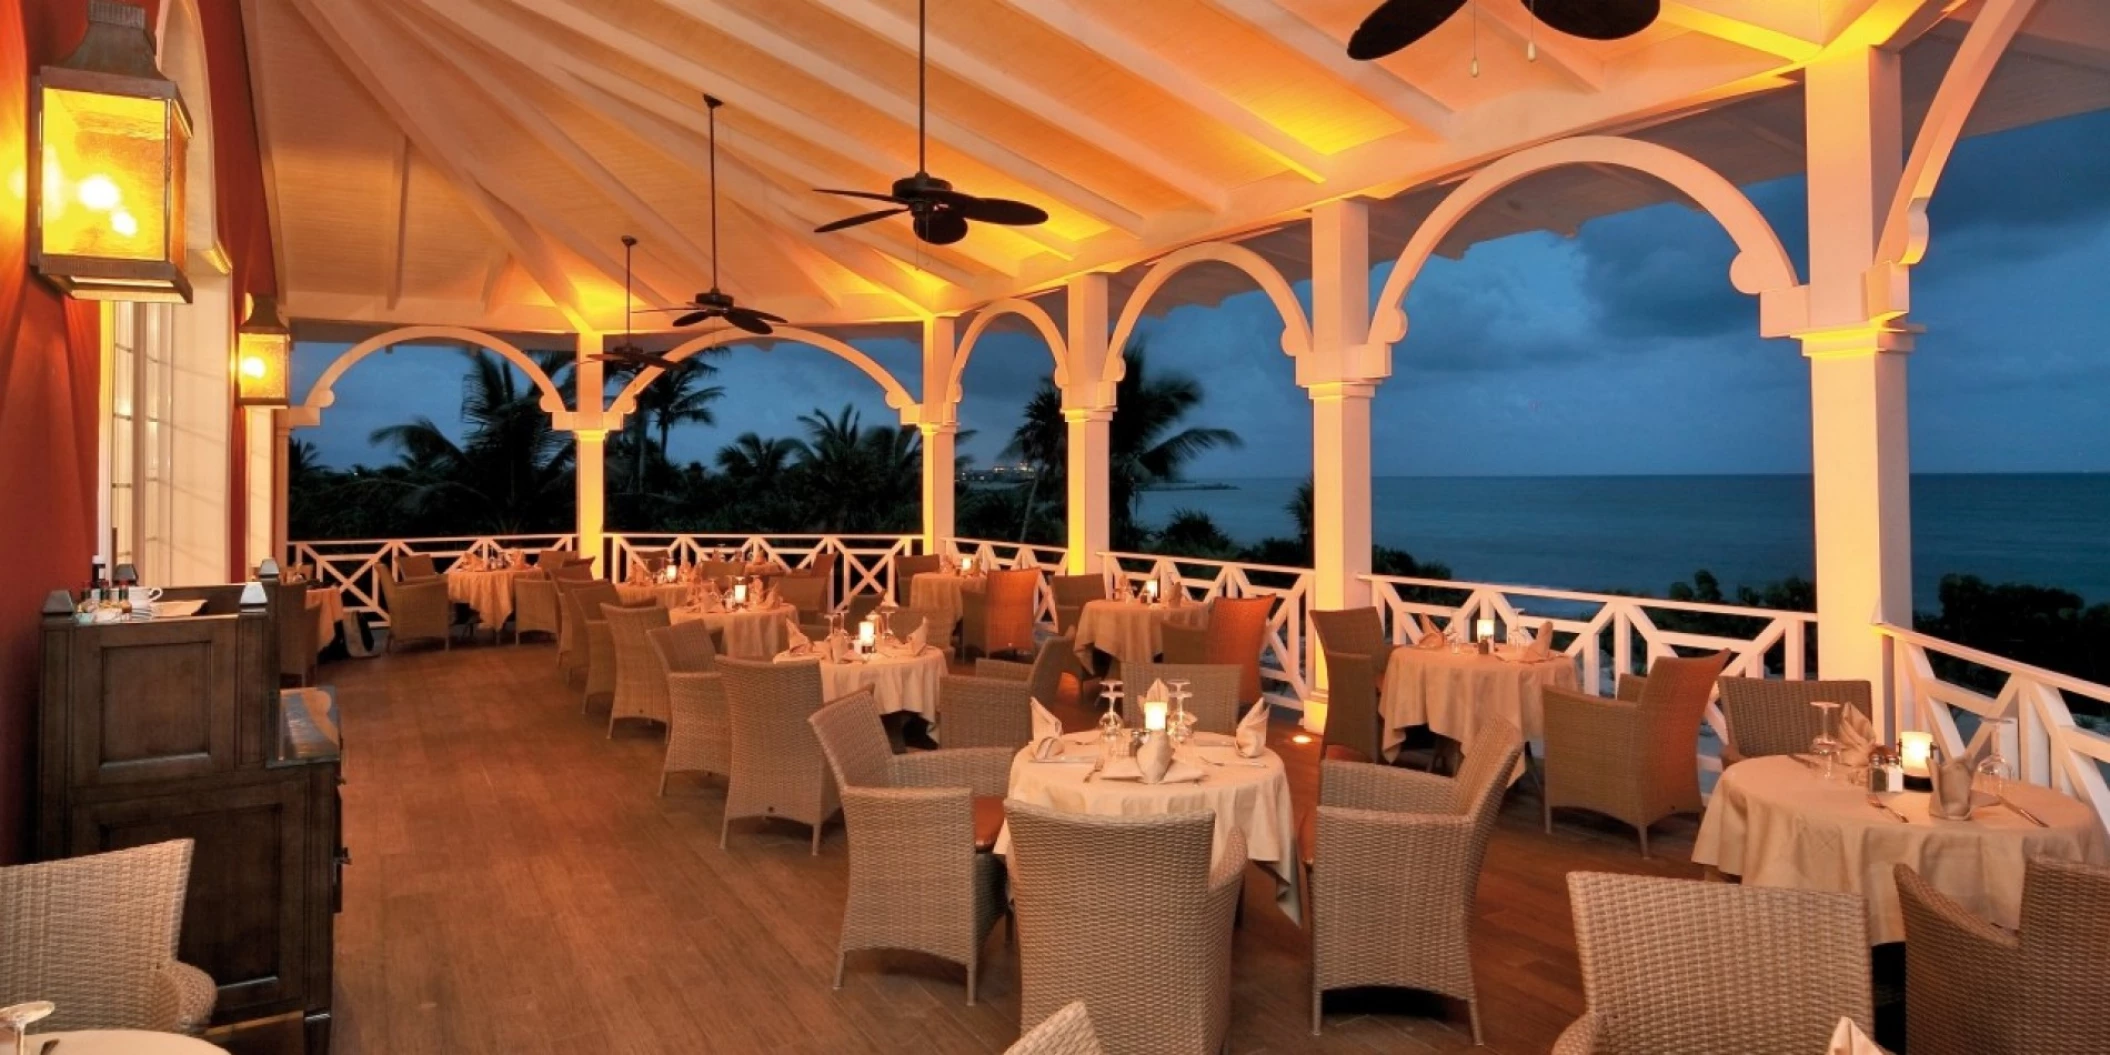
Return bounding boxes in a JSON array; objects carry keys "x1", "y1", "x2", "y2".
[{"x1": 326, "y1": 639, "x2": 1707, "y2": 1054}]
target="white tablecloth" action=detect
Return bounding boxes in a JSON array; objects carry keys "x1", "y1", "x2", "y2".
[
  {"x1": 1692, "y1": 755, "x2": 2109, "y2": 944},
  {"x1": 22, "y1": 1032, "x2": 224, "y2": 1054},
  {"x1": 1072, "y1": 599, "x2": 1207, "y2": 665},
  {"x1": 616, "y1": 582, "x2": 692, "y2": 608},
  {"x1": 445, "y1": 567, "x2": 537, "y2": 628},
  {"x1": 778, "y1": 646, "x2": 948, "y2": 718},
  {"x1": 305, "y1": 585, "x2": 344, "y2": 651},
  {"x1": 996, "y1": 731, "x2": 1302, "y2": 922},
  {"x1": 909, "y1": 571, "x2": 983, "y2": 631},
  {"x1": 1380, "y1": 645, "x2": 1579, "y2": 773},
  {"x1": 670, "y1": 602, "x2": 796, "y2": 659}
]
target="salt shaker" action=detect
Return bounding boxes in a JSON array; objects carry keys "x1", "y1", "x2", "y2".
[{"x1": 1867, "y1": 744, "x2": 1907, "y2": 794}]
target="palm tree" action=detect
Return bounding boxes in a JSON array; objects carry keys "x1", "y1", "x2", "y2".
[
  {"x1": 365, "y1": 348, "x2": 574, "y2": 534},
  {"x1": 641, "y1": 365, "x2": 725, "y2": 469},
  {"x1": 1000, "y1": 384, "x2": 1065, "y2": 542},
  {"x1": 715, "y1": 432, "x2": 796, "y2": 486}
]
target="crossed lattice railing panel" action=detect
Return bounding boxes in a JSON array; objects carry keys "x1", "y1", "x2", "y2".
[
  {"x1": 1881, "y1": 624, "x2": 2110, "y2": 837},
  {"x1": 289, "y1": 534, "x2": 578, "y2": 623},
  {"x1": 604, "y1": 533, "x2": 922, "y2": 604},
  {"x1": 1100, "y1": 550, "x2": 1317, "y2": 710}
]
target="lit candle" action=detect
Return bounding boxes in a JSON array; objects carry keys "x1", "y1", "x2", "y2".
[
  {"x1": 1898, "y1": 731, "x2": 1934, "y2": 777},
  {"x1": 731, "y1": 581, "x2": 748, "y2": 606},
  {"x1": 1142, "y1": 699, "x2": 1168, "y2": 732},
  {"x1": 1143, "y1": 579, "x2": 1159, "y2": 603},
  {"x1": 858, "y1": 618, "x2": 877, "y2": 648},
  {"x1": 959, "y1": 555, "x2": 974, "y2": 574},
  {"x1": 1476, "y1": 617, "x2": 1496, "y2": 642}
]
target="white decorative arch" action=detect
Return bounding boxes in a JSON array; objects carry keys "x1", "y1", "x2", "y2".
[
  {"x1": 949, "y1": 297, "x2": 1069, "y2": 403},
  {"x1": 1371, "y1": 135, "x2": 1803, "y2": 347},
  {"x1": 607, "y1": 325, "x2": 918, "y2": 427},
  {"x1": 291, "y1": 325, "x2": 567, "y2": 427},
  {"x1": 1106, "y1": 242, "x2": 1313, "y2": 384}
]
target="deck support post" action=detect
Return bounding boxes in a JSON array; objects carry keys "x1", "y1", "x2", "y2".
[{"x1": 1063, "y1": 273, "x2": 1114, "y2": 575}]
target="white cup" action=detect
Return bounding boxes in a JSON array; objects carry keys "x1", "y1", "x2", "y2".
[{"x1": 128, "y1": 586, "x2": 163, "y2": 612}]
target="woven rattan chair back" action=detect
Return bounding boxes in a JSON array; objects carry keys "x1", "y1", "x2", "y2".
[
  {"x1": 717, "y1": 657, "x2": 838, "y2": 853},
  {"x1": 698, "y1": 559, "x2": 740, "y2": 585},
  {"x1": 842, "y1": 592, "x2": 884, "y2": 627},
  {"x1": 602, "y1": 604, "x2": 672, "y2": 731},
  {"x1": 660, "y1": 671, "x2": 731, "y2": 792},
  {"x1": 1119, "y1": 662, "x2": 1242, "y2": 735},
  {"x1": 894, "y1": 553, "x2": 944, "y2": 603},
  {"x1": 940, "y1": 674, "x2": 1033, "y2": 749},
  {"x1": 1717, "y1": 677, "x2": 1873, "y2": 760},
  {"x1": 1168, "y1": 596, "x2": 1272, "y2": 704},
  {"x1": 2017, "y1": 857, "x2": 2110, "y2": 1051},
  {"x1": 775, "y1": 573, "x2": 829, "y2": 622},
  {"x1": 396, "y1": 552, "x2": 438, "y2": 580},
  {"x1": 1008, "y1": 802, "x2": 1238, "y2": 1055},
  {"x1": 511, "y1": 576, "x2": 561, "y2": 642},
  {"x1": 627, "y1": 548, "x2": 670, "y2": 579},
  {"x1": 551, "y1": 559, "x2": 594, "y2": 581},
  {"x1": 807, "y1": 551, "x2": 840, "y2": 608},
  {"x1": 1564, "y1": 871, "x2": 1871, "y2": 1054},
  {"x1": 1311, "y1": 606, "x2": 1388, "y2": 661},
  {"x1": 808, "y1": 690, "x2": 897, "y2": 791},
  {"x1": 972, "y1": 569, "x2": 1041, "y2": 659},
  {"x1": 1050, "y1": 575, "x2": 1105, "y2": 634},
  {"x1": 1006, "y1": 1001, "x2": 1107, "y2": 1055},
  {"x1": 648, "y1": 620, "x2": 719, "y2": 673},
  {"x1": 0, "y1": 839, "x2": 197, "y2": 1032},
  {"x1": 890, "y1": 607, "x2": 946, "y2": 642},
  {"x1": 1319, "y1": 652, "x2": 1382, "y2": 762},
  {"x1": 378, "y1": 572, "x2": 450, "y2": 649},
  {"x1": 535, "y1": 547, "x2": 569, "y2": 571}
]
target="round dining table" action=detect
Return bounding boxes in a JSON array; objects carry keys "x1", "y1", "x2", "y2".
[
  {"x1": 776, "y1": 645, "x2": 949, "y2": 719},
  {"x1": 908, "y1": 571, "x2": 983, "y2": 633},
  {"x1": 304, "y1": 584, "x2": 344, "y2": 651},
  {"x1": 1071, "y1": 599, "x2": 1207, "y2": 666},
  {"x1": 669, "y1": 601, "x2": 797, "y2": 659},
  {"x1": 995, "y1": 730, "x2": 1303, "y2": 922},
  {"x1": 20, "y1": 1031, "x2": 224, "y2": 1054},
  {"x1": 1380, "y1": 644, "x2": 1579, "y2": 775},
  {"x1": 1692, "y1": 755, "x2": 2109, "y2": 944},
  {"x1": 444, "y1": 565, "x2": 538, "y2": 629}
]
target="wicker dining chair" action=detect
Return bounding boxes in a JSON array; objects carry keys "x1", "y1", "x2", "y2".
[
  {"x1": 395, "y1": 552, "x2": 439, "y2": 580},
  {"x1": 562, "y1": 581, "x2": 625, "y2": 710},
  {"x1": 775, "y1": 573, "x2": 830, "y2": 624},
  {"x1": 629, "y1": 548, "x2": 671, "y2": 579},
  {"x1": 1316, "y1": 650, "x2": 1381, "y2": 763},
  {"x1": 534, "y1": 546, "x2": 569, "y2": 570},
  {"x1": 0, "y1": 839, "x2": 215, "y2": 1034},
  {"x1": 1897, "y1": 857, "x2": 2110, "y2": 1055},
  {"x1": 658, "y1": 671, "x2": 731, "y2": 794},
  {"x1": 551, "y1": 558, "x2": 595, "y2": 581},
  {"x1": 1555, "y1": 872, "x2": 1871, "y2": 1054},
  {"x1": 1007, "y1": 802, "x2": 1244, "y2": 1055},
  {"x1": 1716, "y1": 677, "x2": 1873, "y2": 763},
  {"x1": 938, "y1": 673, "x2": 1034, "y2": 749},
  {"x1": 717, "y1": 657, "x2": 840, "y2": 854},
  {"x1": 602, "y1": 603, "x2": 672, "y2": 735},
  {"x1": 273, "y1": 579, "x2": 318, "y2": 686},
  {"x1": 1308, "y1": 721, "x2": 1523, "y2": 1039},
  {"x1": 842, "y1": 591, "x2": 884, "y2": 627},
  {"x1": 1004, "y1": 1001, "x2": 1107, "y2": 1055},
  {"x1": 1311, "y1": 606, "x2": 1396, "y2": 687},
  {"x1": 808, "y1": 690, "x2": 1012, "y2": 1002},
  {"x1": 976, "y1": 636, "x2": 1094, "y2": 713},
  {"x1": 807, "y1": 550, "x2": 840, "y2": 610},
  {"x1": 894, "y1": 553, "x2": 944, "y2": 604},
  {"x1": 889, "y1": 607, "x2": 948, "y2": 651},
  {"x1": 963, "y1": 569, "x2": 1040, "y2": 661},
  {"x1": 512, "y1": 574, "x2": 561, "y2": 644},
  {"x1": 379, "y1": 571, "x2": 452, "y2": 652},
  {"x1": 1118, "y1": 661, "x2": 1242, "y2": 736},
  {"x1": 1049, "y1": 574, "x2": 1106, "y2": 636},
  {"x1": 554, "y1": 577, "x2": 610, "y2": 679},
  {"x1": 648, "y1": 620, "x2": 720, "y2": 673},
  {"x1": 1541, "y1": 649, "x2": 1731, "y2": 856},
  {"x1": 1160, "y1": 595, "x2": 1273, "y2": 705}
]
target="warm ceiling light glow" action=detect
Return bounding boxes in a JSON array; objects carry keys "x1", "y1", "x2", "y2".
[
  {"x1": 236, "y1": 294, "x2": 291, "y2": 407},
  {"x1": 30, "y1": 0, "x2": 192, "y2": 303},
  {"x1": 239, "y1": 355, "x2": 267, "y2": 379}
]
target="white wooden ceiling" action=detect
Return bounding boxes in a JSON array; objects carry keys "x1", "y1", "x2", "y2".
[{"x1": 239, "y1": 0, "x2": 2110, "y2": 334}]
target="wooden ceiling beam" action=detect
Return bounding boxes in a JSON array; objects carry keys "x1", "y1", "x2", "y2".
[
  {"x1": 1196, "y1": 0, "x2": 1453, "y2": 133},
  {"x1": 987, "y1": 0, "x2": 1333, "y2": 181},
  {"x1": 1658, "y1": 3, "x2": 1823, "y2": 62},
  {"x1": 384, "y1": 132, "x2": 410, "y2": 310}
]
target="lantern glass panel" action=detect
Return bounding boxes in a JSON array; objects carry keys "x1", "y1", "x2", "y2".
[{"x1": 38, "y1": 85, "x2": 177, "y2": 263}]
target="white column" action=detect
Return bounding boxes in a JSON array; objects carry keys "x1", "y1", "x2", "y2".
[
  {"x1": 1302, "y1": 199, "x2": 1383, "y2": 732},
  {"x1": 271, "y1": 411, "x2": 291, "y2": 565},
  {"x1": 1062, "y1": 274, "x2": 1114, "y2": 573},
  {"x1": 573, "y1": 331, "x2": 608, "y2": 573},
  {"x1": 1801, "y1": 49, "x2": 1912, "y2": 699},
  {"x1": 919, "y1": 316, "x2": 960, "y2": 554}
]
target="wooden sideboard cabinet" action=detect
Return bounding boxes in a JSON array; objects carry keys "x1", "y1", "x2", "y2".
[{"x1": 37, "y1": 580, "x2": 343, "y2": 1054}]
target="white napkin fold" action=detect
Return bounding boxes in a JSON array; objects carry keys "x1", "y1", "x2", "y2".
[
  {"x1": 1030, "y1": 697, "x2": 1065, "y2": 760},
  {"x1": 906, "y1": 618, "x2": 928, "y2": 654},
  {"x1": 1415, "y1": 613, "x2": 1447, "y2": 649},
  {"x1": 1836, "y1": 705, "x2": 1877, "y2": 767},
  {"x1": 1825, "y1": 1017, "x2": 1890, "y2": 1055},
  {"x1": 782, "y1": 619, "x2": 812, "y2": 655},
  {"x1": 1234, "y1": 700, "x2": 1269, "y2": 758},
  {"x1": 1144, "y1": 678, "x2": 1170, "y2": 704},
  {"x1": 1526, "y1": 619, "x2": 1555, "y2": 660},
  {"x1": 1099, "y1": 758, "x2": 1205, "y2": 784}
]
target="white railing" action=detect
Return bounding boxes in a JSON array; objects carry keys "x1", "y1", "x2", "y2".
[
  {"x1": 1367, "y1": 574, "x2": 1816, "y2": 774},
  {"x1": 289, "y1": 533, "x2": 578, "y2": 622},
  {"x1": 1103, "y1": 550, "x2": 1317, "y2": 712},
  {"x1": 604, "y1": 533, "x2": 921, "y2": 603},
  {"x1": 952, "y1": 537, "x2": 1072, "y2": 627},
  {"x1": 1881, "y1": 623, "x2": 2110, "y2": 836}
]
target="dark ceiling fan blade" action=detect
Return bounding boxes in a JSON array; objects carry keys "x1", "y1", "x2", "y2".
[
  {"x1": 1347, "y1": 0, "x2": 1467, "y2": 60},
  {"x1": 815, "y1": 207, "x2": 909, "y2": 233},
  {"x1": 934, "y1": 192, "x2": 1049, "y2": 226},
  {"x1": 673, "y1": 310, "x2": 715, "y2": 328},
  {"x1": 726, "y1": 309, "x2": 775, "y2": 336},
  {"x1": 638, "y1": 306, "x2": 704, "y2": 313},
  {"x1": 914, "y1": 210, "x2": 970, "y2": 246},
  {"x1": 744, "y1": 306, "x2": 787, "y2": 324},
  {"x1": 815, "y1": 188, "x2": 910, "y2": 205},
  {"x1": 1530, "y1": 0, "x2": 1658, "y2": 40}
]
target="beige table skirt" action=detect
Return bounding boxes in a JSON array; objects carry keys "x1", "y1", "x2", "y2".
[
  {"x1": 670, "y1": 602, "x2": 796, "y2": 659},
  {"x1": 1072, "y1": 600, "x2": 1207, "y2": 666},
  {"x1": 1380, "y1": 646, "x2": 1579, "y2": 775}
]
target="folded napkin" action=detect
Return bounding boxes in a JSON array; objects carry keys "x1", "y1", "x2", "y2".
[
  {"x1": 906, "y1": 618, "x2": 928, "y2": 654},
  {"x1": 1526, "y1": 619, "x2": 1555, "y2": 660},
  {"x1": 1030, "y1": 697, "x2": 1065, "y2": 760},
  {"x1": 782, "y1": 619, "x2": 813, "y2": 655},
  {"x1": 1144, "y1": 678, "x2": 1170, "y2": 704},
  {"x1": 1835, "y1": 705, "x2": 1877, "y2": 767},
  {"x1": 1100, "y1": 757, "x2": 1205, "y2": 784},
  {"x1": 1415, "y1": 613, "x2": 1447, "y2": 649},
  {"x1": 1234, "y1": 700, "x2": 1269, "y2": 758},
  {"x1": 1927, "y1": 749, "x2": 1982, "y2": 820},
  {"x1": 1825, "y1": 1017, "x2": 1891, "y2": 1055}
]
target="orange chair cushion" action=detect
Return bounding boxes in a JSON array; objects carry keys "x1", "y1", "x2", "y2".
[{"x1": 972, "y1": 796, "x2": 1007, "y2": 852}]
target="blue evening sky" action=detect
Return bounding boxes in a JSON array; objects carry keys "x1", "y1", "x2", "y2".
[{"x1": 292, "y1": 109, "x2": 2110, "y2": 478}]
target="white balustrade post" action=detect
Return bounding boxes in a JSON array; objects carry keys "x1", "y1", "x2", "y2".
[
  {"x1": 1304, "y1": 198, "x2": 1384, "y2": 731},
  {"x1": 1800, "y1": 49, "x2": 1913, "y2": 706},
  {"x1": 1063, "y1": 273, "x2": 1114, "y2": 573},
  {"x1": 572, "y1": 330, "x2": 608, "y2": 574},
  {"x1": 919, "y1": 315, "x2": 959, "y2": 555}
]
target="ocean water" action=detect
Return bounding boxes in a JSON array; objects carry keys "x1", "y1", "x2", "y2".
[{"x1": 1134, "y1": 474, "x2": 2110, "y2": 606}]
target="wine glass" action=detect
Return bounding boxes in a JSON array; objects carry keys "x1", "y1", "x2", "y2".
[
  {"x1": 1810, "y1": 701, "x2": 1842, "y2": 781},
  {"x1": 1168, "y1": 679, "x2": 1192, "y2": 744},
  {"x1": 1098, "y1": 679, "x2": 1126, "y2": 755},
  {"x1": 0, "y1": 1002, "x2": 54, "y2": 1055},
  {"x1": 1976, "y1": 716, "x2": 2016, "y2": 799}
]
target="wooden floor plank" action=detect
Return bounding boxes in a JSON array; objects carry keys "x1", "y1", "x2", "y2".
[{"x1": 327, "y1": 641, "x2": 1702, "y2": 1054}]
